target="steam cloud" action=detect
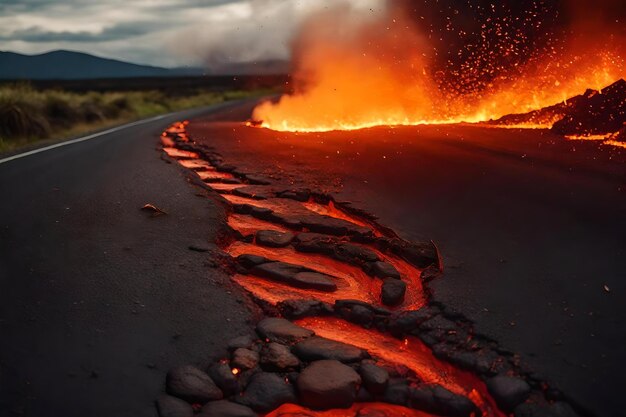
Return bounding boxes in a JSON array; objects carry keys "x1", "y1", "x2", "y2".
[{"x1": 169, "y1": 0, "x2": 384, "y2": 71}]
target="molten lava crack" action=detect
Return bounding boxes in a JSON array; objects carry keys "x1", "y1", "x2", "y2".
[{"x1": 156, "y1": 122, "x2": 581, "y2": 417}]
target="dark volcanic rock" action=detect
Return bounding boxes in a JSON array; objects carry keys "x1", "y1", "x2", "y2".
[
  {"x1": 231, "y1": 348, "x2": 259, "y2": 371},
  {"x1": 347, "y1": 304, "x2": 375, "y2": 325},
  {"x1": 383, "y1": 239, "x2": 438, "y2": 269},
  {"x1": 388, "y1": 308, "x2": 436, "y2": 336},
  {"x1": 293, "y1": 336, "x2": 368, "y2": 363},
  {"x1": 278, "y1": 188, "x2": 311, "y2": 202},
  {"x1": 244, "y1": 174, "x2": 272, "y2": 185},
  {"x1": 359, "y1": 362, "x2": 389, "y2": 395},
  {"x1": 256, "y1": 230, "x2": 295, "y2": 248},
  {"x1": 208, "y1": 362, "x2": 240, "y2": 396},
  {"x1": 236, "y1": 254, "x2": 268, "y2": 269},
  {"x1": 487, "y1": 376, "x2": 531, "y2": 413},
  {"x1": 260, "y1": 342, "x2": 300, "y2": 371},
  {"x1": 295, "y1": 234, "x2": 379, "y2": 266},
  {"x1": 250, "y1": 262, "x2": 337, "y2": 292},
  {"x1": 419, "y1": 315, "x2": 457, "y2": 332},
  {"x1": 298, "y1": 360, "x2": 362, "y2": 410},
  {"x1": 227, "y1": 334, "x2": 256, "y2": 351},
  {"x1": 278, "y1": 299, "x2": 334, "y2": 319},
  {"x1": 552, "y1": 79, "x2": 626, "y2": 136},
  {"x1": 233, "y1": 185, "x2": 274, "y2": 200},
  {"x1": 381, "y1": 278, "x2": 406, "y2": 306},
  {"x1": 156, "y1": 394, "x2": 194, "y2": 417},
  {"x1": 409, "y1": 384, "x2": 478, "y2": 417},
  {"x1": 166, "y1": 365, "x2": 223, "y2": 404},
  {"x1": 365, "y1": 261, "x2": 401, "y2": 279},
  {"x1": 236, "y1": 372, "x2": 296, "y2": 413},
  {"x1": 334, "y1": 243, "x2": 380, "y2": 264},
  {"x1": 383, "y1": 380, "x2": 410, "y2": 406},
  {"x1": 199, "y1": 400, "x2": 257, "y2": 417},
  {"x1": 256, "y1": 317, "x2": 314, "y2": 344}
]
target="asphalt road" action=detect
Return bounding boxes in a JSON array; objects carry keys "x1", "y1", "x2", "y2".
[
  {"x1": 189, "y1": 101, "x2": 626, "y2": 417},
  {"x1": 0, "y1": 103, "x2": 255, "y2": 417}
]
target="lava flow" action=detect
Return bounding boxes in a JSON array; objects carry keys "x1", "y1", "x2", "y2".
[
  {"x1": 251, "y1": 1, "x2": 624, "y2": 132},
  {"x1": 159, "y1": 120, "x2": 522, "y2": 417}
]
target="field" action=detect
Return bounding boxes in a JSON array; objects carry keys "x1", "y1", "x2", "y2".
[{"x1": 0, "y1": 76, "x2": 286, "y2": 153}]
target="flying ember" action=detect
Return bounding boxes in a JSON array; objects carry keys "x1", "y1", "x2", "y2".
[{"x1": 252, "y1": 0, "x2": 625, "y2": 132}]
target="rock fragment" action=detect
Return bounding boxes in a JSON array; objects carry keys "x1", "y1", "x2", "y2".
[
  {"x1": 166, "y1": 365, "x2": 223, "y2": 404},
  {"x1": 260, "y1": 342, "x2": 300, "y2": 371},
  {"x1": 231, "y1": 348, "x2": 259, "y2": 371},
  {"x1": 365, "y1": 261, "x2": 401, "y2": 279},
  {"x1": 381, "y1": 278, "x2": 406, "y2": 306},
  {"x1": 236, "y1": 372, "x2": 297, "y2": 412},
  {"x1": 359, "y1": 362, "x2": 389, "y2": 395},
  {"x1": 250, "y1": 262, "x2": 337, "y2": 292},
  {"x1": 486, "y1": 375, "x2": 531, "y2": 413},
  {"x1": 255, "y1": 230, "x2": 295, "y2": 248},
  {"x1": 409, "y1": 384, "x2": 478, "y2": 417},
  {"x1": 297, "y1": 360, "x2": 362, "y2": 410},
  {"x1": 256, "y1": 318, "x2": 314, "y2": 344},
  {"x1": 293, "y1": 336, "x2": 368, "y2": 363}
]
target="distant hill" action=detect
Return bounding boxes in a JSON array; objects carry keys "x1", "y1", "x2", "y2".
[
  {"x1": 0, "y1": 50, "x2": 197, "y2": 80},
  {"x1": 0, "y1": 50, "x2": 289, "y2": 80}
]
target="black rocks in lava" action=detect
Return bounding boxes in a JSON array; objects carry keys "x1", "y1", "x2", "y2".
[
  {"x1": 255, "y1": 229, "x2": 295, "y2": 248},
  {"x1": 493, "y1": 78, "x2": 626, "y2": 137},
  {"x1": 235, "y1": 372, "x2": 297, "y2": 413},
  {"x1": 293, "y1": 336, "x2": 369, "y2": 363},
  {"x1": 552, "y1": 79, "x2": 626, "y2": 136},
  {"x1": 381, "y1": 278, "x2": 407, "y2": 306},
  {"x1": 249, "y1": 260, "x2": 338, "y2": 292},
  {"x1": 255, "y1": 317, "x2": 314, "y2": 344},
  {"x1": 297, "y1": 359, "x2": 362, "y2": 410}
]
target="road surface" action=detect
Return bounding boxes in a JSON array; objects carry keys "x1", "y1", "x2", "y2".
[
  {"x1": 188, "y1": 100, "x2": 626, "y2": 417},
  {"x1": 0, "y1": 103, "x2": 256, "y2": 417}
]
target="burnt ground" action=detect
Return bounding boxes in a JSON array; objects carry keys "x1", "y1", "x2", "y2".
[
  {"x1": 0, "y1": 104, "x2": 256, "y2": 417},
  {"x1": 186, "y1": 100, "x2": 626, "y2": 417}
]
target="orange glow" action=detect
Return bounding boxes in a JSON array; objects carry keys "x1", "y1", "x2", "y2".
[
  {"x1": 604, "y1": 140, "x2": 626, "y2": 149},
  {"x1": 162, "y1": 147, "x2": 199, "y2": 159},
  {"x1": 231, "y1": 367, "x2": 240, "y2": 375},
  {"x1": 565, "y1": 133, "x2": 614, "y2": 141},
  {"x1": 227, "y1": 241, "x2": 426, "y2": 310},
  {"x1": 296, "y1": 317, "x2": 504, "y2": 417},
  {"x1": 252, "y1": 6, "x2": 624, "y2": 132},
  {"x1": 266, "y1": 403, "x2": 438, "y2": 417}
]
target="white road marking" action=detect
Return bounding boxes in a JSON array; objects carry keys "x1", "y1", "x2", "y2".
[{"x1": 0, "y1": 113, "x2": 171, "y2": 165}]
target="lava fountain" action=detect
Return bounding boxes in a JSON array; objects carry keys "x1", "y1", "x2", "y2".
[{"x1": 252, "y1": 0, "x2": 625, "y2": 132}]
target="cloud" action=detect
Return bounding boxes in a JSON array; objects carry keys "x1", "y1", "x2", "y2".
[
  {"x1": 0, "y1": 22, "x2": 159, "y2": 43},
  {"x1": 0, "y1": 0, "x2": 385, "y2": 67},
  {"x1": 169, "y1": 0, "x2": 385, "y2": 67}
]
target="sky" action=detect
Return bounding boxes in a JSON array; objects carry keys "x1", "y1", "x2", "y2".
[{"x1": 0, "y1": 0, "x2": 384, "y2": 68}]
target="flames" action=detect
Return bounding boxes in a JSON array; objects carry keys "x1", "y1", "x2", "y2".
[{"x1": 252, "y1": 2, "x2": 624, "y2": 132}]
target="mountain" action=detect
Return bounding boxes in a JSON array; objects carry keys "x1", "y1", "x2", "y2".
[
  {"x1": 0, "y1": 50, "x2": 198, "y2": 79},
  {"x1": 0, "y1": 50, "x2": 289, "y2": 80}
]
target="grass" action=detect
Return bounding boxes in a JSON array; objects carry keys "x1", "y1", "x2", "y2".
[{"x1": 0, "y1": 83, "x2": 268, "y2": 154}]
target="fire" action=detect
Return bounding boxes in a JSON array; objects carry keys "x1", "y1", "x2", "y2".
[{"x1": 252, "y1": 2, "x2": 624, "y2": 132}]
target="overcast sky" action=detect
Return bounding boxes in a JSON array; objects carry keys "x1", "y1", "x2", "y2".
[{"x1": 0, "y1": 0, "x2": 384, "y2": 68}]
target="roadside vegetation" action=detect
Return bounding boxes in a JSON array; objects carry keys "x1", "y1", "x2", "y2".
[{"x1": 0, "y1": 83, "x2": 265, "y2": 153}]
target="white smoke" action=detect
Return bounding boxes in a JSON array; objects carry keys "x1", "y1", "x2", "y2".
[{"x1": 168, "y1": 0, "x2": 386, "y2": 70}]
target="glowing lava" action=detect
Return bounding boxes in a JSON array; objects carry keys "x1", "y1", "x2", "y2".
[{"x1": 252, "y1": 3, "x2": 624, "y2": 132}]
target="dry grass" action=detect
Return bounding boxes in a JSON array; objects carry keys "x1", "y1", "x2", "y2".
[{"x1": 0, "y1": 84, "x2": 266, "y2": 153}]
